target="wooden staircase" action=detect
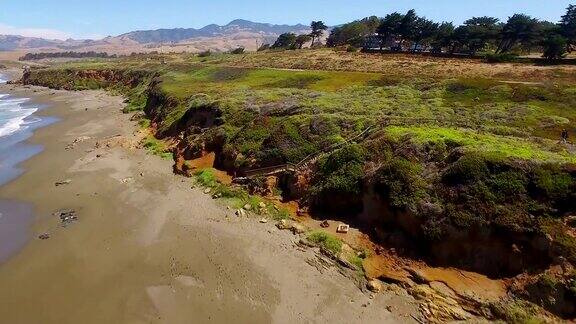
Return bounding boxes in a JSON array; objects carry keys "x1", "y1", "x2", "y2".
[{"x1": 243, "y1": 126, "x2": 375, "y2": 178}]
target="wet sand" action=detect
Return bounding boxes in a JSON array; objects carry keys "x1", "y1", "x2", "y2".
[
  {"x1": 0, "y1": 200, "x2": 34, "y2": 263},
  {"x1": 0, "y1": 83, "x2": 419, "y2": 323}
]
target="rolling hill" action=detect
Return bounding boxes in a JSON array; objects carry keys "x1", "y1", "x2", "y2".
[
  {"x1": 0, "y1": 19, "x2": 311, "y2": 57},
  {"x1": 118, "y1": 19, "x2": 309, "y2": 44}
]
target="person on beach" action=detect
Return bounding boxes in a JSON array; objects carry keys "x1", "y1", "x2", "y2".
[{"x1": 561, "y1": 129, "x2": 569, "y2": 143}]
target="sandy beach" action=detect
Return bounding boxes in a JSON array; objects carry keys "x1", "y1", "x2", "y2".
[{"x1": 0, "y1": 81, "x2": 419, "y2": 323}]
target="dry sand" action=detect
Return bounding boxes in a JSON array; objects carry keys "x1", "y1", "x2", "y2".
[{"x1": 0, "y1": 83, "x2": 419, "y2": 323}]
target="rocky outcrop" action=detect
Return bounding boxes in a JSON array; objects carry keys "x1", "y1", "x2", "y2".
[
  {"x1": 410, "y1": 284, "x2": 476, "y2": 322},
  {"x1": 278, "y1": 169, "x2": 313, "y2": 200}
]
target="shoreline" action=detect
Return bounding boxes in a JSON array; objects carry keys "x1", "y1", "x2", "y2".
[
  {"x1": 0, "y1": 71, "x2": 60, "y2": 262},
  {"x1": 0, "y1": 82, "x2": 418, "y2": 323},
  {"x1": 0, "y1": 94, "x2": 59, "y2": 187}
]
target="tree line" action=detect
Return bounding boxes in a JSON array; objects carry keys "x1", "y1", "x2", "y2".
[
  {"x1": 269, "y1": 5, "x2": 576, "y2": 60},
  {"x1": 261, "y1": 21, "x2": 328, "y2": 51},
  {"x1": 19, "y1": 51, "x2": 116, "y2": 61}
]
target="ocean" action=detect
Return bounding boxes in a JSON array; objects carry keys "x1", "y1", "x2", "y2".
[
  {"x1": 0, "y1": 74, "x2": 42, "y2": 139},
  {"x1": 0, "y1": 74, "x2": 57, "y2": 263},
  {"x1": 0, "y1": 75, "x2": 56, "y2": 186},
  {"x1": 0, "y1": 93, "x2": 39, "y2": 138}
]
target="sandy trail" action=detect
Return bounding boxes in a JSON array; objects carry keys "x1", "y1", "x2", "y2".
[{"x1": 0, "y1": 83, "x2": 419, "y2": 323}]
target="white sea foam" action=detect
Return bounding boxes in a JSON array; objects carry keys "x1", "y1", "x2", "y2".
[{"x1": 0, "y1": 95, "x2": 37, "y2": 138}]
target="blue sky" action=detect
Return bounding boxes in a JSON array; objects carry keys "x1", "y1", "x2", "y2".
[{"x1": 0, "y1": 0, "x2": 573, "y2": 39}]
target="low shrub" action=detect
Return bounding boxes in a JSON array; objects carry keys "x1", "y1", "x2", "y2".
[
  {"x1": 466, "y1": 181, "x2": 498, "y2": 204},
  {"x1": 347, "y1": 254, "x2": 365, "y2": 270},
  {"x1": 532, "y1": 165, "x2": 575, "y2": 204},
  {"x1": 198, "y1": 50, "x2": 211, "y2": 57},
  {"x1": 307, "y1": 231, "x2": 343, "y2": 254},
  {"x1": 195, "y1": 168, "x2": 218, "y2": 187},
  {"x1": 138, "y1": 118, "x2": 151, "y2": 129},
  {"x1": 540, "y1": 219, "x2": 576, "y2": 263},
  {"x1": 447, "y1": 207, "x2": 485, "y2": 228},
  {"x1": 511, "y1": 85, "x2": 554, "y2": 102},
  {"x1": 257, "y1": 44, "x2": 271, "y2": 52},
  {"x1": 490, "y1": 300, "x2": 545, "y2": 324},
  {"x1": 271, "y1": 208, "x2": 291, "y2": 221},
  {"x1": 375, "y1": 157, "x2": 425, "y2": 208},
  {"x1": 230, "y1": 47, "x2": 245, "y2": 55},
  {"x1": 258, "y1": 120, "x2": 317, "y2": 163},
  {"x1": 487, "y1": 170, "x2": 528, "y2": 201},
  {"x1": 445, "y1": 78, "x2": 497, "y2": 93},
  {"x1": 422, "y1": 219, "x2": 445, "y2": 241},
  {"x1": 443, "y1": 154, "x2": 490, "y2": 184},
  {"x1": 484, "y1": 53, "x2": 519, "y2": 63},
  {"x1": 265, "y1": 74, "x2": 324, "y2": 89},
  {"x1": 143, "y1": 136, "x2": 172, "y2": 159},
  {"x1": 312, "y1": 144, "x2": 366, "y2": 197}
]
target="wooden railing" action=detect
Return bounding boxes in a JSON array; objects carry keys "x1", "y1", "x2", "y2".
[{"x1": 243, "y1": 163, "x2": 296, "y2": 178}]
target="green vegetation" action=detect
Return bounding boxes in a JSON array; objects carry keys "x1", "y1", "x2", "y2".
[
  {"x1": 23, "y1": 51, "x2": 576, "y2": 250},
  {"x1": 310, "y1": 21, "x2": 328, "y2": 47},
  {"x1": 570, "y1": 270, "x2": 576, "y2": 295},
  {"x1": 20, "y1": 51, "x2": 116, "y2": 61},
  {"x1": 542, "y1": 35, "x2": 567, "y2": 60},
  {"x1": 491, "y1": 300, "x2": 546, "y2": 324},
  {"x1": 562, "y1": 5, "x2": 576, "y2": 50},
  {"x1": 272, "y1": 33, "x2": 297, "y2": 49},
  {"x1": 121, "y1": 82, "x2": 151, "y2": 113},
  {"x1": 230, "y1": 47, "x2": 245, "y2": 55},
  {"x1": 198, "y1": 50, "x2": 211, "y2": 57},
  {"x1": 327, "y1": 17, "x2": 380, "y2": 47},
  {"x1": 321, "y1": 5, "x2": 576, "y2": 61},
  {"x1": 138, "y1": 118, "x2": 151, "y2": 129},
  {"x1": 313, "y1": 145, "x2": 366, "y2": 197},
  {"x1": 143, "y1": 136, "x2": 172, "y2": 159},
  {"x1": 386, "y1": 126, "x2": 576, "y2": 163},
  {"x1": 195, "y1": 168, "x2": 218, "y2": 187},
  {"x1": 20, "y1": 38, "x2": 576, "y2": 316},
  {"x1": 307, "y1": 230, "x2": 343, "y2": 254},
  {"x1": 540, "y1": 219, "x2": 576, "y2": 263},
  {"x1": 374, "y1": 156, "x2": 425, "y2": 208},
  {"x1": 347, "y1": 253, "x2": 367, "y2": 273},
  {"x1": 484, "y1": 53, "x2": 519, "y2": 63},
  {"x1": 192, "y1": 168, "x2": 291, "y2": 220},
  {"x1": 21, "y1": 33, "x2": 576, "y2": 319},
  {"x1": 533, "y1": 165, "x2": 575, "y2": 201}
]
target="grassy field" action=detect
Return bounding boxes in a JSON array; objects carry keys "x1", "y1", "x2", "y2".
[
  {"x1": 24, "y1": 49, "x2": 576, "y2": 272},
  {"x1": 33, "y1": 50, "x2": 576, "y2": 164}
]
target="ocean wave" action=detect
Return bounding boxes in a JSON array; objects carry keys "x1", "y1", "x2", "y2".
[{"x1": 0, "y1": 96, "x2": 37, "y2": 138}]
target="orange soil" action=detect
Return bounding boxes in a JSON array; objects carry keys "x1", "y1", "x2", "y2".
[
  {"x1": 300, "y1": 214, "x2": 508, "y2": 303},
  {"x1": 187, "y1": 152, "x2": 233, "y2": 185},
  {"x1": 184, "y1": 156, "x2": 508, "y2": 303}
]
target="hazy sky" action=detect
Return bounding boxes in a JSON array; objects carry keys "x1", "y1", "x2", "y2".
[{"x1": 0, "y1": 0, "x2": 573, "y2": 39}]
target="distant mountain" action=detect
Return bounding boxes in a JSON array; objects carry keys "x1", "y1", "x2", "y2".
[
  {"x1": 0, "y1": 19, "x2": 312, "y2": 57},
  {"x1": 0, "y1": 35, "x2": 113, "y2": 52},
  {"x1": 117, "y1": 19, "x2": 309, "y2": 44},
  {"x1": 0, "y1": 35, "x2": 63, "y2": 51}
]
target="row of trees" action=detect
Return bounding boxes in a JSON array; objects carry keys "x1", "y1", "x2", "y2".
[
  {"x1": 267, "y1": 21, "x2": 328, "y2": 50},
  {"x1": 320, "y1": 5, "x2": 576, "y2": 59},
  {"x1": 19, "y1": 51, "x2": 116, "y2": 61}
]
